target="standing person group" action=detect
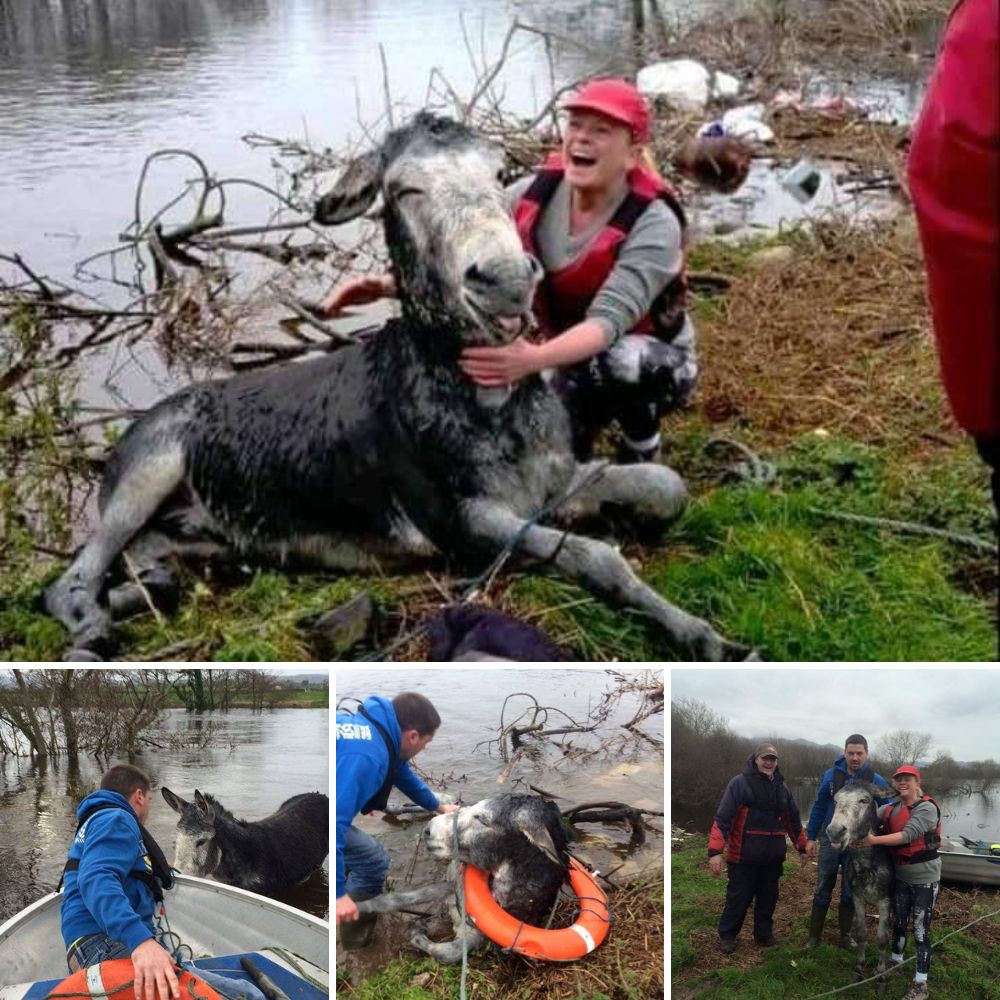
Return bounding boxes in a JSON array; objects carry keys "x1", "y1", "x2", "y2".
[{"x1": 805, "y1": 734, "x2": 890, "y2": 948}]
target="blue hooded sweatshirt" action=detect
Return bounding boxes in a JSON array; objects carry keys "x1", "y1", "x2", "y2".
[
  {"x1": 335, "y1": 695, "x2": 439, "y2": 898},
  {"x1": 806, "y1": 754, "x2": 891, "y2": 844},
  {"x1": 60, "y1": 789, "x2": 157, "y2": 953}
]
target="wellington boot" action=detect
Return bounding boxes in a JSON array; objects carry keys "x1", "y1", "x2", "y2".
[
  {"x1": 838, "y1": 904, "x2": 857, "y2": 949},
  {"x1": 340, "y1": 893, "x2": 379, "y2": 951},
  {"x1": 805, "y1": 904, "x2": 829, "y2": 948}
]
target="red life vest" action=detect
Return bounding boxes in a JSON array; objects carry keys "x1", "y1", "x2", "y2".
[
  {"x1": 883, "y1": 795, "x2": 942, "y2": 865},
  {"x1": 906, "y1": 0, "x2": 999, "y2": 438},
  {"x1": 513, "y1": 152, "x2": 689, "y2": 341}
]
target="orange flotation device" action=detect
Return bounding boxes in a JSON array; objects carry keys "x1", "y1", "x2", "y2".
[
  {"x1": 463, "y1": 856, "x2": 611, "y2": 961},
  {"x1": 46, "y1": 960, "x2": 222, "y2": 1000}
]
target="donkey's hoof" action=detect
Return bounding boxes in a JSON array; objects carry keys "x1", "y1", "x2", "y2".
[{"x1": 64, "y1": 647, "x2": 105, "y2": 662}]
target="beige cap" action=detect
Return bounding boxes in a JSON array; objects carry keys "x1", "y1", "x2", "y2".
[{"x1": 754, "y1": 743, "x2": 778, "y2": 758}]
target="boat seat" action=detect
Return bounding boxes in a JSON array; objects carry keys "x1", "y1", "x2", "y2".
[{"x1": 18, "y1": 952, "x2": 325, "y2": 1000}]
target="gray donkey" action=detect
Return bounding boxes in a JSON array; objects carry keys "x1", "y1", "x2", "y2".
[
  {"x1": 826, "y1": 782, "x2": 896, "y2": 996},
  {"x1": 45, "y1": 112, "x2": 752, "y2": 661}
]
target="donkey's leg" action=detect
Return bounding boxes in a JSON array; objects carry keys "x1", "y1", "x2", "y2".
[
  {"x1": 852, "y1": 902, "x2": 868, "y2": 980},
  {"x1": 874, "y1": 897, "x2": 892, "y2": 998},
  {"x1": 45, "y1": 443, "x2": 186, "y2": 656},
  {"x1": 410, "y1": 900, "x2": 486, "y2": 965},
  {"x1": 555, "y1": 460, "x2": 689, "y2": 529},
  {"x1": 459, "y1": 498, "x2": 754, "y2": 661},
  {"x1": 356, "y1": 882, "x2": 454, "y2": 914}
]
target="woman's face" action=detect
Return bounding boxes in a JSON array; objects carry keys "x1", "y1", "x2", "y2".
[{"x1": 562, "y1": 110, "x2": 636, "y2": 194}]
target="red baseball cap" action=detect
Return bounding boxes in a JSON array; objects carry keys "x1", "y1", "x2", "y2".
[
  {"x1": 893, "y1": 765, "x2": 921, "y2": 780},
  {"x1": 562, "y1": 78, "x2": 651, "y2": 143}
]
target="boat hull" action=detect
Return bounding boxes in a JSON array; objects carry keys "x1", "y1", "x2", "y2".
[{"x1": 938, "y1": 837, "x2": 1000, "y2": 887}]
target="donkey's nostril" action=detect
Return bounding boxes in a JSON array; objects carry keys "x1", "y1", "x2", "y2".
[
  {"x1": 464, "y1": 262, "x2": 496, "y2": 287},
  {"x1": 526, "y1": 254, "x2": 542, "y2": 278}
]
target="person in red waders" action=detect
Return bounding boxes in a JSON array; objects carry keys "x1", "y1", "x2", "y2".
[
  {"x1": 907, "y1": 0, "x2": 999, "y2": 521},
  {"x1": 855, "y1": 765, "x2": 943, "y2": 1000},
  {"x1": 324, "y1": 79, "x2": 748, "y2": 464}
]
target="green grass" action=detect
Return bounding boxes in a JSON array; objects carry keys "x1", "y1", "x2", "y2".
[
  {"x1": 2, "y1": 430, "x2": 994, "y2": 662},
  {"x1": 672, "y1": 835, "x2": 1000, "y2": 1000}
]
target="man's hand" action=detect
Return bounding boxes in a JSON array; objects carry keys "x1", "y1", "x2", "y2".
[
  {"x1": 708, "y1": 854, "x2": 723, "y2": 876},
  {"x1": 672, "y1": 136, "x2": 751, "y2": 193},
  {"x1": 130, "y1": 938, "x2": 180, "y2": 1000},
  {"x1": 336, "y1": 893, "x2": 360, "y2": 924},
  {"x1": 459, "y1": 338, "x2": 546, "y2": 387},
  {"x1": 437, "y1": 803, "x2": 460, "y2": 814},
  {"x1": 322, "y1": 274, "x2": 393, "y2": 316},
  {"x1": 806, "y1": 839, "x2": 817, "y2": 859},
  {"x1": 798, "y1": 851, "x2": 808, "y2": 867}
]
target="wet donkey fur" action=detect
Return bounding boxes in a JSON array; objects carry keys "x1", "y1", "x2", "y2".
[
  {"x1": 45, "y1": 111, "x2": 751, "y2": 661},
  {"x1": 161, "y1": 788, "x2": 328, "y2": 895},
  {"x1": 826, "y1": 782, "x2": 895, "y2": 996},
  {"x1": 355, "y1": 794, "x2": 571, "y2": 964}
]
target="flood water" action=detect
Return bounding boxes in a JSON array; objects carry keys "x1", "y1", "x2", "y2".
[
  {"x1": 335, "y1": 666, "x2": 663, "y2": 970},
  {"x1": 0, "y1": 707, "x2": 330, "y2": 924}
]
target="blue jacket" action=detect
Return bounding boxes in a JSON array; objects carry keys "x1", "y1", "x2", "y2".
[
  {"x1": 335, "y1": 695, "x2": 439, "y2": 898},
  {"x1": 806, "y1": 755, "x2": 891, "y2": 843},
  {"x1": 60, "y1": 790, "x2": 157, "y2": 953}
]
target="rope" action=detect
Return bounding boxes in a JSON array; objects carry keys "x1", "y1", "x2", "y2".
[
  {"x1": 806, "y1": 507, "x2": 996, "y2": 554},
  {"x1": 796, "y1": 903, "x2": 1000, "y2": 1000},
  {"x1": 453, "y1": 812, "x2": 469, "y2": 1000},
  {"x1": 363, "y1": 460, "x2": 610, "y2": 661}
]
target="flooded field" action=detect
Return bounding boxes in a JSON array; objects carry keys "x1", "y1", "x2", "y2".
[{"x1": 0, "y1": 707, "x2": 329, "y2": 924}]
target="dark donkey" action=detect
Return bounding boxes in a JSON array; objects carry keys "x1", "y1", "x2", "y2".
[
  {"x1": 826, "y1": 782, "x2": 895, "y2": 996},
  {"x1": 45, "y1": 111, "x2": 753, "y2": 661},
  {"x1": 161, "y1": 788, "x2": 328, "y2": 896}
]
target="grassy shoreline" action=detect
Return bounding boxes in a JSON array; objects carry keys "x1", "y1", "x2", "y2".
[{"x1": 671, "y1": 833, "x2": 1000, "y2": 1000}]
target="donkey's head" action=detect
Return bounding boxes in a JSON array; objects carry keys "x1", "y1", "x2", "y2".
[
  {"x1": 161, "y1": 787, "x2": 222, "y2": 877},
  {"x1": 422, "y1": 794, "x2": 567, "y2": 871},
  {"x1": 826, "y1": 782, "x2": 885, "y2": 851},
  {"x1": 314, "y1": 112, "x2": 540, "y2": 347}
]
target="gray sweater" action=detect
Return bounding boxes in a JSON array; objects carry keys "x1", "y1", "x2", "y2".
[
  {"x1": 879, "y1": 799, "x2": 942, "y2": 885},
  {"x1": 506, "y1": 175, "x2": 683, "y2": 347}
]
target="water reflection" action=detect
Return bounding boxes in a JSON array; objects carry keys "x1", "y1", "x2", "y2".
[{"x1": 0, "y1": 708, "x2": 329, "y2": 923}]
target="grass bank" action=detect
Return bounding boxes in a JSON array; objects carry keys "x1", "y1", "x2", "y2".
[
  {"x1": 337, "y1": 869, "x2": 664, "y2": 1000},
  {"x1": 671, "y1": 834, "x2": 1000, "y2": 1000}
]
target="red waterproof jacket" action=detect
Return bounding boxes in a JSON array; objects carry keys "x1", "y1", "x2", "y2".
[
  {"x1": 882, "y1": 795, "x2": 943, "y2": 865},
  {"x1": 906, "y1": 0, "x2": 1000, "y2": 439},
  {"x1": 513, "y1": 153, "x2": 689, "y2": 339}
]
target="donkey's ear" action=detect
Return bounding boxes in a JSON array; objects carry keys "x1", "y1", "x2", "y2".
[
  {"x1": 515, "y1": 821, "x2": 562, "y2": 867},
  {"x1": 313, "y1": 149, "x2": 382, "y2": 225},
  {"x1": 161, "y1": 787, "x2": 188, "y2": 814},
  {"x1": 193, "y1": 790, "x2": 215, "y2": 821}
]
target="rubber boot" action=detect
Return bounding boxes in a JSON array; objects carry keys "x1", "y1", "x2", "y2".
[
  {"x1": 838, "y1": 904, "x2": 857, "y2": 949},
  {"x1": 339, "y1": 892, "x2": 378, "y2": 951},
  {"x1": 805, "y1": 904, "x2": 828, "y2": 948}
]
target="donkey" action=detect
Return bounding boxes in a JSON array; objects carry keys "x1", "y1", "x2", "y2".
[
  {"x1": 826, "y1": 783, "x2": 895, "y2": 996},
  {"x1": 353, "y1": 794, "x2": 570, "y2": 964},
  {"x1": 161, "y1": 788, "x2": 328, "y2": 896},
  {"x1": 44, "y1": 111, "x2": 753, "y2": 661}
]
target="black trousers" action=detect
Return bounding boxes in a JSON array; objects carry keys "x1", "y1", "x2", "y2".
[{"x1": 718, "y1": 860, "x2": 784, "y2": 942}]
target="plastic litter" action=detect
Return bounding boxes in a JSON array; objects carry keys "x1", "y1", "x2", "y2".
[
  {"x1": 637, "y1": 59, "x2": 740, "y2": 112},
  {"x1": 780, "y1": 159, "x2": 822, "y2": 203},
  {"x1": 698, "y1": 103, "x2": 774, "y2": 143}
]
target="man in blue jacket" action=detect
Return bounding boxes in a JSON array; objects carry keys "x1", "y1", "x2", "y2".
[
  {"x1": 805, "y1": 734, "x2": 890, "y2": 948},
  {"x1": 61, "y1": 764, "x2": 179, "y2": 1000},
  {"x1": 336, "y1": 691, "x2": 458, "y2": 948}
]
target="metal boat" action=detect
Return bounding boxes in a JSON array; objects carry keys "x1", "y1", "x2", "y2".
[
  {"x1": 0, "y1": 874, "x2": 329, "y2": 998},
  {"x1": 938, "y1": 835, "x2": 1000, "y2": 888}
]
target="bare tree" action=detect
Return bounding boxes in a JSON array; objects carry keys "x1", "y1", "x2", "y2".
[{"x1": 876, "y1": 729, "x2": 934, "y2": 770}]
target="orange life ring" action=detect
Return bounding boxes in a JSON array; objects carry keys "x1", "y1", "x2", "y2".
[
  {"x1": 46, "y1": 959, "x2": 222, "y2": 1000},
  {"x1": 463, "y1": 856, "x2": 611, "y2": 961}
]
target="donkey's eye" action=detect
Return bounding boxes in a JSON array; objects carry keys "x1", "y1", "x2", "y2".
[
  {"x1": 393, "y1": 186, "x2": 424, "y2": 200},
  {"x1": 195, "y1": 839, "x2": 207, "y2": 848}
]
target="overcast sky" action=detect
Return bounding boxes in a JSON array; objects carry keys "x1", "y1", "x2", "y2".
[{"x1": 671, "y1": 668, "x2": 1000, "y2": 761}]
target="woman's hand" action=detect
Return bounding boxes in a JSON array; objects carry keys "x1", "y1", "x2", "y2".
[
  {"x1": 672, "y1": 136, "x2": 751, "y2": 193},
  {"x1": 708, "y1": 855, "x2": 724, "y2": 876},
  {"x1": 322, "y1": 274, "x2": 394, "y2": 316},
  {"x1": 850, "y1": 834, "x2": 877, "y2": 848},
  {"x1": 459, "y1": 338, "x2": 546, "y2": 387}
]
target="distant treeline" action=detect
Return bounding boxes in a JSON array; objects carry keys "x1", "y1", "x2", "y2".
[
  {"x1": 672, "y1": 698, "x2": 1000, "y2": 813},
  {"x1": 0, "y1": 668, "x2": 326, "y2": 757}
]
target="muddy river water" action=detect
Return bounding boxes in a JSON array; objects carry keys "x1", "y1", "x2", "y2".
[{"x1": 0, "y1": 707, "x2": 329, "y2": 924}]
